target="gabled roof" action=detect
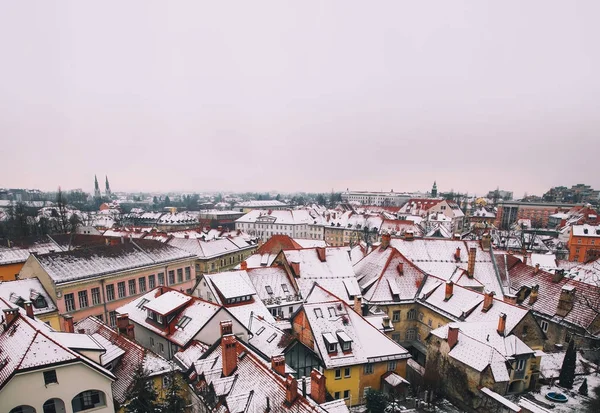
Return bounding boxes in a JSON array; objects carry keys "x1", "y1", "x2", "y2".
[
  {"x1": 430, "y1": 321, "x2": 534, "y2": 383},
  {"x1": 299, "y1": 284, "x2": 410, "y2": 368},
  {"x1": 167, "y1": 236, "x2": 255, "y2": 260},
  {"x1": 76, "y1": 316, "x2": 175, "y2": 403},
  {"x1": 257, "y1": 235, "x2": 302, "y2": 255},
  {"x1": 247, "y1": 314, "x2": 295, "y2": 359},
  {"x1": 205, "y1": 270, "x2": 256, "y2": 300},
  {"x1": 246, "y1": 266, "x2": 301, "y2": 304},
  {"x1": 0, "y1": 299, "x2": 115, "y2": 391},
  {"x1": 0, "y1": 278, "x2": 57, "y2": 315},
  {"x1": 32, "y1": 239, "x2": 194, "y2": 284}
]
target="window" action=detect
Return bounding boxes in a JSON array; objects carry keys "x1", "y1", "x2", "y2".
[
  {"x1": 392, "y1": 333, "x2": 401, "y2": 343},
  {"x1": 342, "y1": 341, "x2": 351, "y2": 351},
  {"x1": 185, "y1": 267, "x2": 191, "y2": 280},
  {"x1": 106, "y1": 284, "x2": 115, "y2": 301},
  {"x1": 428, "y1": 319, "x2": 432, "y2": 327},
  {"x1": 418, "y1": 312, "x2": 424, "y2": 321},
  {"x1": 256, "y1": 327, "x2": 265, "y2": 335},
  {"x1": 344, "y1": 367, "x2": 351, "y2": 378},
  {"x1": 159, "y1": 343, "x2": 165, "y2": 353},
  {"x1": 289, "y1": 306, "x2": 294, "y2": 315},
  {"x1": 158, "y1": 272, "x2": 165, "y2": 286},
  {"x1": 148, "y1": 274, "x2": 156, "y2": 289},
  {"x1": 516, "y1": 359, "x2": 526, "y2": 371},
  {"x1": 407, "y1": 309, "x2": 416, "y2": 320},
  {"x1": 91, "y1": 288, "x2": 101, "y2": 306},
  {"x1": 109, "y1": 311, "x2": 117, "y2": 327},
  {"x1": 65, "y1": 293, "x2": 75, "y2": 312},
  {"x1": 128, "y1": 279, "x2": 136, "y2": 295},
  {"x1": 363, "y1": 386, "x2": 372, "y2": 402},
  {"x1": 392, "y1": 310, "x2": 400, "y2": 322},
  {"x1": 71, "y1": 390, "x2": 105, "y2": 412},
  {"x1": 265, "y1": 285, "x2": 273, "y2": 295},
  {"x1": 334, "y1": 391, "x2": 341, "y2": 399},
  {"x1": 150, "y1": 337, "x2": 155, "y2": 347},
  {"x1": 343, "y1": 390, "x2": 350, "y2": 400},
  {"x1": 162, "y1": 375, "x2": 172, "y2": 388},
  {"x1": 177, "y1": 268, "x2": 183, "y2": 283},
  {"x1": 281, "y1": 284, "x2": 289, "y2": 293},
  {"x1": 168, "y1": 270, "x2": 175, "y2": 285},
  {"x1": 335, "y1": 369, "x2": 341, "y2": 379},
  {"x1": 176, "y1": 316, "x2": 192, "y2": 329},
  {"x1": 78, "y1": 291, "x2": 89, "y2": 309},
  {"x1": 363, "y1": 364, "x2": 373, "y2": 375},
  {"x1": 540, "y1": 320, "x2": 549, "y2": 333},
  {"x1": 117, "y1": 282, "x2": 126, "y2": 298},
  {"x1": 328, "y1": 307, "x2": 336, "y2": 317},
  {"x1": 406, "y1": 329, "x2": 416, "y2": 341},
  {"x1": 328, "y1": 342, "x2": 337, "y2": 353},
  {"x1": 314, "y1": 308, "x2": 323, "y2": 318},
  {"x1": 43, "y1": 370, "x2": 58, "y2": 385},
  {"x1": 139, "y1": 277, "x2": 147, "y2": 293},
  {"x1": 388, "y1": 360, "x2": 397, "y2": 371}
]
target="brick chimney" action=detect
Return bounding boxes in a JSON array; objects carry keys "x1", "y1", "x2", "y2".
[
  {"x1": 285, "y1": 374, "x2": 298, "y2": 406},
  {"x1": 310, "y1": 369, "x2": 326, "y2": 404},
  {"x1": 3, "y1": 308, "x2": 19, "y2": 327},
  {"x1": 353, "y1": 295, "x2": 362, "y2": 314},
  {"x1": 221, "y1": 334, "x2": 238, "y2": 377},
  {"x1": 404, "y1": 230, "x2": 414, "y2": 241},
  {"x1": 497, "y1": 313, "x2": 507, "y2": 336},
  {"x1": 482, "y1": 291, "x2": 495, "y2": 312},
  {"x1": 63, "y1": 314, "x2": 74, "y2": 333},
  {"x1": 271, "y1": 355, "x2": 285, "y2": 376},
  {"x1": 481, "y1": 233, "x2": 491, "y2": 251},
  {"x1": 454, "y1": 247, "x2": 461, "y2": 262},
  {"x1": 528, "y1": 285, "x2": 539, "y2": 305},
  {"x1": 503, "y1": 294, "x2": 517, "y2": 305},
  {"x1": 534, "y1": 263, "x2": 540, "y2": 274},
  {"x1": 381, "y1": 233, "x2": 391, "y2": 250},
  {"x1": 553, "y1": 269, "x2": 565, "y2": 283},
  {"x1": 220, "y1": 320, "x2": 233, "y2": 336},
  {"x1": 447, "y1": 326, "x2": 459, "y2": 349},
  {"x1": 556, "y1": 285, "x2": 575, "y2": 317},
  {"x1": 117, "y1": 313, "x2": 135, "y2": 339},
  {"x1": 467, "y1": 247, "x2": 477, "y2": 278},
  {"x1": 522, "y1": 253, "x2": 528, "y2": 266},
  {"x1": 24, "y1": 300, "x2": 34, "y2": 319},
  {"x1": 397, "y1": 262, "x2": 404, "y2": 275},
  {"x1": 290, "y1": 262, "x2": 300, "y2": 277},
  {"x1": 316, "y1": 247, "x2": 326, "y2": 262},
  {"x1": 240, "y1": 260, "x2": 248, "y2": 270},
  {"x1": 444, "y1": 281, "x2": 454, "y2": 301}
]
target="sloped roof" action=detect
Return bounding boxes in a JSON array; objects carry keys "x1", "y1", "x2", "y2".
[
  {"x1": 167, "y1": 236, "x2": 254, "y2": 260},
  {"x1": 246, "y1": 266, "x2": 300, "y2": 303},
  {"x1": 300, "y1": 284, "x2": 410, "y2": 368},
  {"x1": 76, "y1": 316, "x2": 175, "y2": 403},
  {"x1": 0, "y1": 278, "x2": 57, "y2": 315}
]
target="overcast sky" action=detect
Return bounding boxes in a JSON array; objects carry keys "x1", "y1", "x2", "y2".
[{"x1": 1, "y1": 1, "x2": 599, "y2": 197}]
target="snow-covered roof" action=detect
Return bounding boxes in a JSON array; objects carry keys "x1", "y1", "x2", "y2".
[
  {"x1": 143, "y1": 290, "x2": 192, "y2": 316},
  {"x1": 205, "y1": 270, "x2": 257, "y2": 300},
  {"x1": 300, "y1": 284, "x2": 410, "y2": 368},
  {"x1": 572, "y1": 224, "x2": 600, "y2": 237},
  {"x1": 33, "y1": 239, "x2": 194, "y2": 284},
  {"x1": 246, "y1": 266, "x2": 301, "y2": 305},
  {"x1": 167, "y1": 236, "x2": 255, "y2": 260},
  {"x1": 0, "y1": 278, "x2": 57, "y2": 315},
  {"x1": 235, "y1": 200, "x2": 287, "y2": 208},
  {"x1": 0, "y1": 235, "x2": 62, "y2": 265},
  {"x1": 248, "y1": 315, "x2": 294, "y2": 358}
]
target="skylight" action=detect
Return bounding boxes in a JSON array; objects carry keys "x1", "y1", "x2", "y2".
[
  {"x1": 314, "y1": 308, "x2": 323, "y2": 318},
  {"x1": 265, "y1": 285, "x2": 273, "y2": 295},
  {"x1": 256, "y1": 327, "x2": 265, "y2": 336},
  {"x1": 266, "y1": 333, "x2": 277, "y2": 343},
  {"x1": 137, "y1": 298, "x2": 150, "y2": 309},
  {"x1": 176, "y1": 316, "x2": 191, "y2": 329},
  {"x1": 281, "y1": 284, "x2": 289, "y2": 293}
]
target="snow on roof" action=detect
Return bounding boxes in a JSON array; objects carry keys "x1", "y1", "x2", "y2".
[
  {"x1": 530, "y1": 253, "x2": 558, "y2": 272},
  {"x1": 293, "y1": 238, "x2": 328, "y2": 248},
  {"x1": 318, "y1": 399, "x2": 350, "y2": 413},
  {"x1": 0, "y1": 236, "x2": 62, "y2": 265},
  {"x1": 246, "y1": 267, "x2": 300, "y2": 304},
  {"x1": 236, "y1": 209, "x2": 318, "y2": 226},
  {"x1": 572, "y1": 224, "x2": 600, "y2": 237},
  {"x1": 235, "y1": 200, "x2": 287, "y2": 208},
  {"x1": 0, "y1": 278, "x2": 57, "y2": 315},
  {"x1": 34, "y1": 239, "x2": 194, "y2": 284},
  {"x1": 117, "y1": 287, "x2": 222, "y2": 347},
  {"x1": 518, "y1": 399, "x2": 552, "y2": 413},
  {"x1": 225, "y1": 297, "x2": 276, "y2": 329},
  {"x1": 480, "y1": 387, "x2": 520, "y2": 412},
  {"x1": 242, "y1": 252, "x2": 278, "y2": 269},
  {"x1": 205, "y1": 270, "x2": 256, "y2": 300},
  {"x1": 300, "y1": 284, "x2": 410, "y2": 368},
  {"x1": 174, "y1": 340, "x2": 209, "y2": 370},
  {"x1": 248, "y1": 315, "x2": 294, "y2": 358},
  {"x1": 50, "y1": 332, "x2": 104, "y2": 351},
  {"x1": 143, "y1": 290, "x2": 192, "y2": 316},
  {"x1": 0, "y1": 300, "x2": 115, "y2": 391},
  {"x1": 75, "y1": 316, "x2": 175, "y2": 403},
  {"x1": 384, "y1": 371, "x2": 410, "y2": 386},
  {"x1": 167, "y1": 236, "x2": 254, "y2": 259}
]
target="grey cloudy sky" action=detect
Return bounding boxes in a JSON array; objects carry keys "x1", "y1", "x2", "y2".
[{"x1": 1, "y1": 1, "x2": 599, "y2": 197}]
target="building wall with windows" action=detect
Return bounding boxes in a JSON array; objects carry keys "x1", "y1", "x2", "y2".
[
  {"x1": 0, "y1": 362, "x2": 114, "y2": 413},
  {"x1": 568, "y1": 225, "x2": 600, "y2": 262}
]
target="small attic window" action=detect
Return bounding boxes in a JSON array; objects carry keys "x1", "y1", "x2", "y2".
[
  {"x1": 176, "y1": 316, "x2": 191, "y2": 329},
  {"x1": 265, "y1": 285, "x2": 273, "y2": 295},
  {"x1": 314, "y1": 308, "x2": 323, "y2": 318},
  {"x1": 584, "y1": 229, "x2": 589, "y2": 234},
  {"x1": 256, "y1": 327, "x2": 265, "y2": 336},
  {"x1": 267, "y1": 333, "x2": 277, "y2": 343},
  {"x1": 137, "y1": 298, "x2": 150, "y2": 309},
  {"x1": 323, "y1": 332, "x2": 338, "y2": 353},
  {"x1": 328, "y1": 307, "x2": 336, "y2": 317},
  {"x1": 281, "y1": 284, "x2": 289, "y2": 293}
]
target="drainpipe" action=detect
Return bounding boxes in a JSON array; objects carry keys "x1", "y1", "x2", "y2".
[
  {"x1": 165, "y1": 265, "x2": 169, "y2": 287},
  {"x1": 99, "y1": 279, "x2": 109, "y2": 323}
]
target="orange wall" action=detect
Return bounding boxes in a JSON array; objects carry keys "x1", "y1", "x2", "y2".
[
  {"x1": 0, "y1": 262, "x2": 24, "y2": 281},
  {"x1": 568, "y1": 233, "x2": 599, "y2": 262}
]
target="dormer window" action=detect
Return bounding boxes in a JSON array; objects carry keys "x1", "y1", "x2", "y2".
[
  {"x1": 156, "y1": 314, "x2": 164, "y2": 324},
  {"x1": 314, "y1": 308, "x2": 323, "y2": 318},
  {"x1": 337, "y1": 331, "x2": 353, "y2": 352},
  {"x1": 281, "y1": 284, "x2": 289, "y2": 293},
  {"x1": 323, "y1": 332, "x2": 338, "y2": 353},
  {"x1": 265, "y1": 286, "x2": 273, "y2": 295}
]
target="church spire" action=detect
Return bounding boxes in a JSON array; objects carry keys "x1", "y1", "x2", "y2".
[
  {"x1": 94, "y1": 175, "x2": 101, "y2": 199},
  {"x1": 105, "y1": 176, "x2": 111, "y2": 198}
]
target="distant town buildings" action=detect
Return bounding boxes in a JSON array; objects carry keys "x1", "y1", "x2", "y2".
[{"x1": 341, "y1": 189, "x2": 421, "y2": 206}]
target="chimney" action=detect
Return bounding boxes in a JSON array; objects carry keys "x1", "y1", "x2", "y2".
[
  {"x1": 497, "y1": 313, "x2": 507, "y2": 336},
  {"x1": 2, "y1": 308, "x2": 19, "y2": 327},
  {"x1": 447, "y1": 326, "x2": 459, "y2": 349},
  {"x1": 528, "y1": 285, "x2": 539, "y2": 305},
  {"x1": 503, "y1": 294, "x2": 517, "y2": 305},
  {"x1": 220, "y1": 320, "x2": 233, "y2": 336},
  {"x1": 316, "y1": 247, "x2": 326, "y2": 262},
  {"x1": 481, "y1": 233, "x2": 491, "y2": 251},
  {"x1": 534, "y1": 263, "x2": 540, "y2": 274},
  {"x1": 553, "y1": 269, "x2": 565, "y2": 283},
  {"x1": 117, "y1": 313, "x2": 135, "y2": 339},
  {"x1": 24, "y1": 300, "x2": 34, "y2": 319},
  {"x1": 482, "y1": 291, "x2": 495, "y2": 312},
  {"x1": 271, "y1": 355, "x2": 286, "y2": 376},
  {"x1": 397, "y1": 262, "x2": 404, "y2": 275},
  {"x1": 301, "y1": 376, "x2": 307, "y2": 398},
  {"x1": 556, "y1": 285, "x2": 575, "y2": 317},
  {"x1": 467, "y1": 247, "x2": 476, "y2": 278},
  {"x1": 404, "y1": 230, "x2": 414, "y2": 241},
  {"x1": 285, "y1": 374, "x2": 298, "y2": 406},
  {"x1": 381, "y1": 233, "x2": 391, "y2": 250},
  {"x1": 444, "y1": 281, "x2": 454, "y2": 301},
  {"x1": 240, "y1": 260, "x2": 248, "y2": 270},
  {"x1": 310, "y1": 369, "x2": 326, "y2": 404},
  {"x1": 290, "y1": 262, "x2": 300, "y2": 277},
  {"x1": 522, "y1": 253, "x2": 528, "y2": 266},
  {"x1": 221, "y1": 334, "x2": 238, "y2": 377},
  {"x1": 353, "y1": 295, "x2": 362, "y2": 314},
  {"x1": 454, "y1": 247, "x2": 461, "y2": 262},
  {"x1": 63, "y1": 314, "x2": 74, "y2": 333}
]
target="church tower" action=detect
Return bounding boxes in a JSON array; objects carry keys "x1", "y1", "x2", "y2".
[
  {"x1": 94, "y1": 175, "x2": 101, "y2": 199},
  {"x1": 431, "y1": 181, "x2": 438, "y2": 198},
  {"x1": 105, "y1": 176, "x2": 112, "y2": 199}
]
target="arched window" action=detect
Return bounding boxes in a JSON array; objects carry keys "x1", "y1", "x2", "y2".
[
  {"x1": 43, "y1": 398, "x2": 65, "y2": 413},
  {"x1": 9, "y1": 406, "x2": 36, "y2": 413},
  {"x1": 71, "y1": 390, "x2": 106, "y2": 412}
]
